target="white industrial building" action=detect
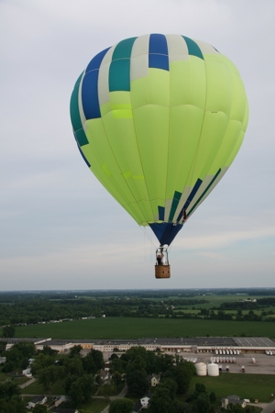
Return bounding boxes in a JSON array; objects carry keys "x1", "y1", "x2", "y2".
[{"x1": 2, "y1": 336, "x2": 274, "y2": 355}]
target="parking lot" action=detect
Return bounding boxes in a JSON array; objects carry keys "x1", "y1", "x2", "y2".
[{"x1": 182, "y1": 351, "x2": 275, "y2": 375}]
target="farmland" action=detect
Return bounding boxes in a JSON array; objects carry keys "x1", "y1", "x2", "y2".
[
  {"x1": 1, "y1": 288, "x2": 275, "y2": 340},
  {"x1": 13, "y1": 317, "x2": 275, "y2": 340}
]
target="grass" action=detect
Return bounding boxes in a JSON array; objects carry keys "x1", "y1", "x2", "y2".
[
  {"x1": 190, "y1": 373, "x2": 275, "y2": 402},
  {"x1": 21, "y1": 379, "x2": 65, "y2": 395},
  {"x1": 14, "y1": 317, "x2": 275, "y2": 340},
  {"x1": 78, "y1": 398, "x2": 109, "y2": 413},
  {"x1": 0, "y1": 370, "x2": 7, "y2": 382},
  {"x1": 0, "y1": 369, "x2": 30, "y2": 386},
  {"x1": 14, "y1": 376, "x2": 29, "y2": 386}
]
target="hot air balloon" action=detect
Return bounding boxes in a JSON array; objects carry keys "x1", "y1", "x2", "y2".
[{"x1": 70, "y1": 34, "x2": 249, "y2": 279}]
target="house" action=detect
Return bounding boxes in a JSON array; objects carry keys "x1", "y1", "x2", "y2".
[
  {"x1": 26, "y1": 395, "x2": 47, "y2": 409},
  {"x1": 22, "y1": 367, "x2": 32, "y2": 377},
  {"x1": 150, "y1": 374, "x2": 161, "y2": 387},
  {"x1": 104, "y1": 361, "x2": 110, "y2": 371},
  {"x1": 98, "y1": 369, "x2": 110, "y2": 382},
  {"x1": 133, "y1": 394, "x2": 151, "y2": 412},
  {"x1": 140, "y1": 395, "x2": 150, "y2": 408},
  {"x1": 0, "y1": 356, "x2": 6, "y2": 364},
  {"x1": 54, "y1": 396, "x2": 67, "y2": 407},
  {"x1": 221, "y1": 395, "x2": 246, "y2": 409}
]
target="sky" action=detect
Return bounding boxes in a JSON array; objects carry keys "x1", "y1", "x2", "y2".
[{"x1": 1, "y1": 0, "x2": 274, "y2": 290}]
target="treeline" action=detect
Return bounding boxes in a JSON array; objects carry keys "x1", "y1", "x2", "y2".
[
  {"x1": 220, "y1": 297, "x2": 275, "y2": 310},
  {"x1": 1, "y1": 291, "x2": 275, "y2": 327},
  {"x1": 0, "y1": 295, "x2": 208, "y2": 326}
]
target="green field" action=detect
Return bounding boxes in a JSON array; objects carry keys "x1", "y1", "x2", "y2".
[
  {"x1": 21, "y1": 379, "x2": 65, "y2": 395},
  {"x1": 13, "y1": 317, "x2": 275, "y2": 340},
  {"x1": 79, "y1": 398, "x2": 109, "y2": 413},
  {"x1": 190, "y1": 373, "x2": 275, "y2": 403}
]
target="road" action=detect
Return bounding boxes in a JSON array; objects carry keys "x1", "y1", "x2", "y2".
[
  {"x1": 97, "y1": 385, "x2": 128, "y2": 413},
  {"x1": 19, "y1": 377, "x2": 36, "y2": 389},
  {"x1": 261, "y1": 400, "x2": 275, "y2": 413}
]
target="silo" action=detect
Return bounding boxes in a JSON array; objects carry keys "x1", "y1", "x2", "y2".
[
  {"x1": 195, "y1": 362, "x2": 207, "y2": 376},
  {"x1": 207, "y1": 363, "x2": 219, "y2": 376}
]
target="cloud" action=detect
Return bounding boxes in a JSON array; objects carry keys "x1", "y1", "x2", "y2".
[
  {"x1": 178, "y1": 226, "x2": 275, "y2": 251},
  {"x1": 0, "y1": 0, "x2": 274, "y2": 289}
]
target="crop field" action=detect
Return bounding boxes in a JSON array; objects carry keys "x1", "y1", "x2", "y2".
[
  {"x1": 13, "y1": 317, "x2": 275, "y2": 340},
  {"x1": 190, "y1": 373, "x2": 275, "y2": 402}
]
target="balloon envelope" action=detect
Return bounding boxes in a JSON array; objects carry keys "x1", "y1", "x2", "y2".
[{"x1": 70, "y1": 34, "x2": 249, "y2": 245}]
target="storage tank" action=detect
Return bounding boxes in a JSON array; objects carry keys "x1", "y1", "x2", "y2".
[
  {"x1": 207, "y1": 363, "x2": 219, "y2": 376},
  {"x1": 195, "y1": 362, "x2": 207, "y2": 376}
]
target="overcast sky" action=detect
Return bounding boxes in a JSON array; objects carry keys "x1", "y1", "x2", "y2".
[{"x1": 1, "y1": 0, "x2": 274, "y2": 291}]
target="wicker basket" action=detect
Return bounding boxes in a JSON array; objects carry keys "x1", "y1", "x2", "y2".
[{"x1": 155, "y1": 265, "x2": 171, "y2": 279}]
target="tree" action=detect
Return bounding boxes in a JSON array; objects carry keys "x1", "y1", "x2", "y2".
[
  {"x1": 196, "y1": 393, "x2": 210, "y2": 413},
  {"x1": 68, "y1": 379, "x2": 83, "y2": 408},
  {"x1": 173, "y1": 400, "x2": 191, "y2": 413},
  {"x1": 227, "y1": 404, "x2": 244, "y2": 413},
  {"x1": 65, "y1": 373, "x2": 94, "y2": 407},
  {"x1": 0, "y1": 396, "x2": 26, "y2": 413},
  {"x1": 83, "y1": 349, "x2": 104, "y2": 374},
  {"x1": 63, "y1": 355, "x2": 84, "y2": 376},
  {"x1": 111, "y1": 371, "x2": 122, "y2": 388},
  {"x1": 64, "y1": 374, "x2": 79, "y2": 394},
  {"x1": 31, "y1": 353, "x2": 56, "y2": 375},
  {"x1": 195, "y1": 383, "x2": 206, "y2": 394},
  {"x1": 0, "y1": 382, "x2": 25, "y2": 413},
  {"x1": 0, "y1": 341, "x2": 6, "y2": 356},
  {"x1": 41, "y1": 345, "x2": 58, "y2": 356},
  {"x1": 173, "y1": 362, "x2": 195, "y2": 395},
  {"x1": 127, "y1": 370, "x2": 149, "y2": 397},
  {"x1": 126, "y1": 354, "x2": 146, "y2": 375},
  {"x1": 2, "y1": 341, "x2": 36, "y2": 373},
  {"x1": 0, "y1": 381, "x2": 20, "y2": 399},
  {"x1": 110, "y1": 356, "x2": 127, "y2": 374},
  {"x1": 156, "y1": 353, "x2": 174, "y2": 372},
  {"x1": 2, "y1": 325, "x2": 15, "y2": 338},
  {"x1": 149, "y1": 385, "x2": 176, "y2": 413},
  {"x1": 38, "y1": 365, "x2": 59, "y2": 394},
  {"x1": 32, "y1": 405, "x2": 48, "y2": 413},
  {"x1": 12, "y1": 341, "x2": 35, "y2": 358},
  {"x1": 109, "y1": 398, "x2": 134, "y2": 413},
  {"x1": 160, "y1": 378, "x2": 178, "y2": 400},
  {"x1": 69, "y1": 345, "x2": 82, "y2": 358},
  {"x1": 145, "y1": 350, "x2": 158, "y2": 374},
  {"x1": 79, "y1": 374, "x2": 95, "y2": 401},
  {"x1": 209, "y1": 391, "x2": 216, "y2": 403},
  {"x1": 101, "y1": 383, "x2": 114, "y2": 400},
  {"x1": 125, "y1": 346, "x2": 147, "y2": 362}
]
